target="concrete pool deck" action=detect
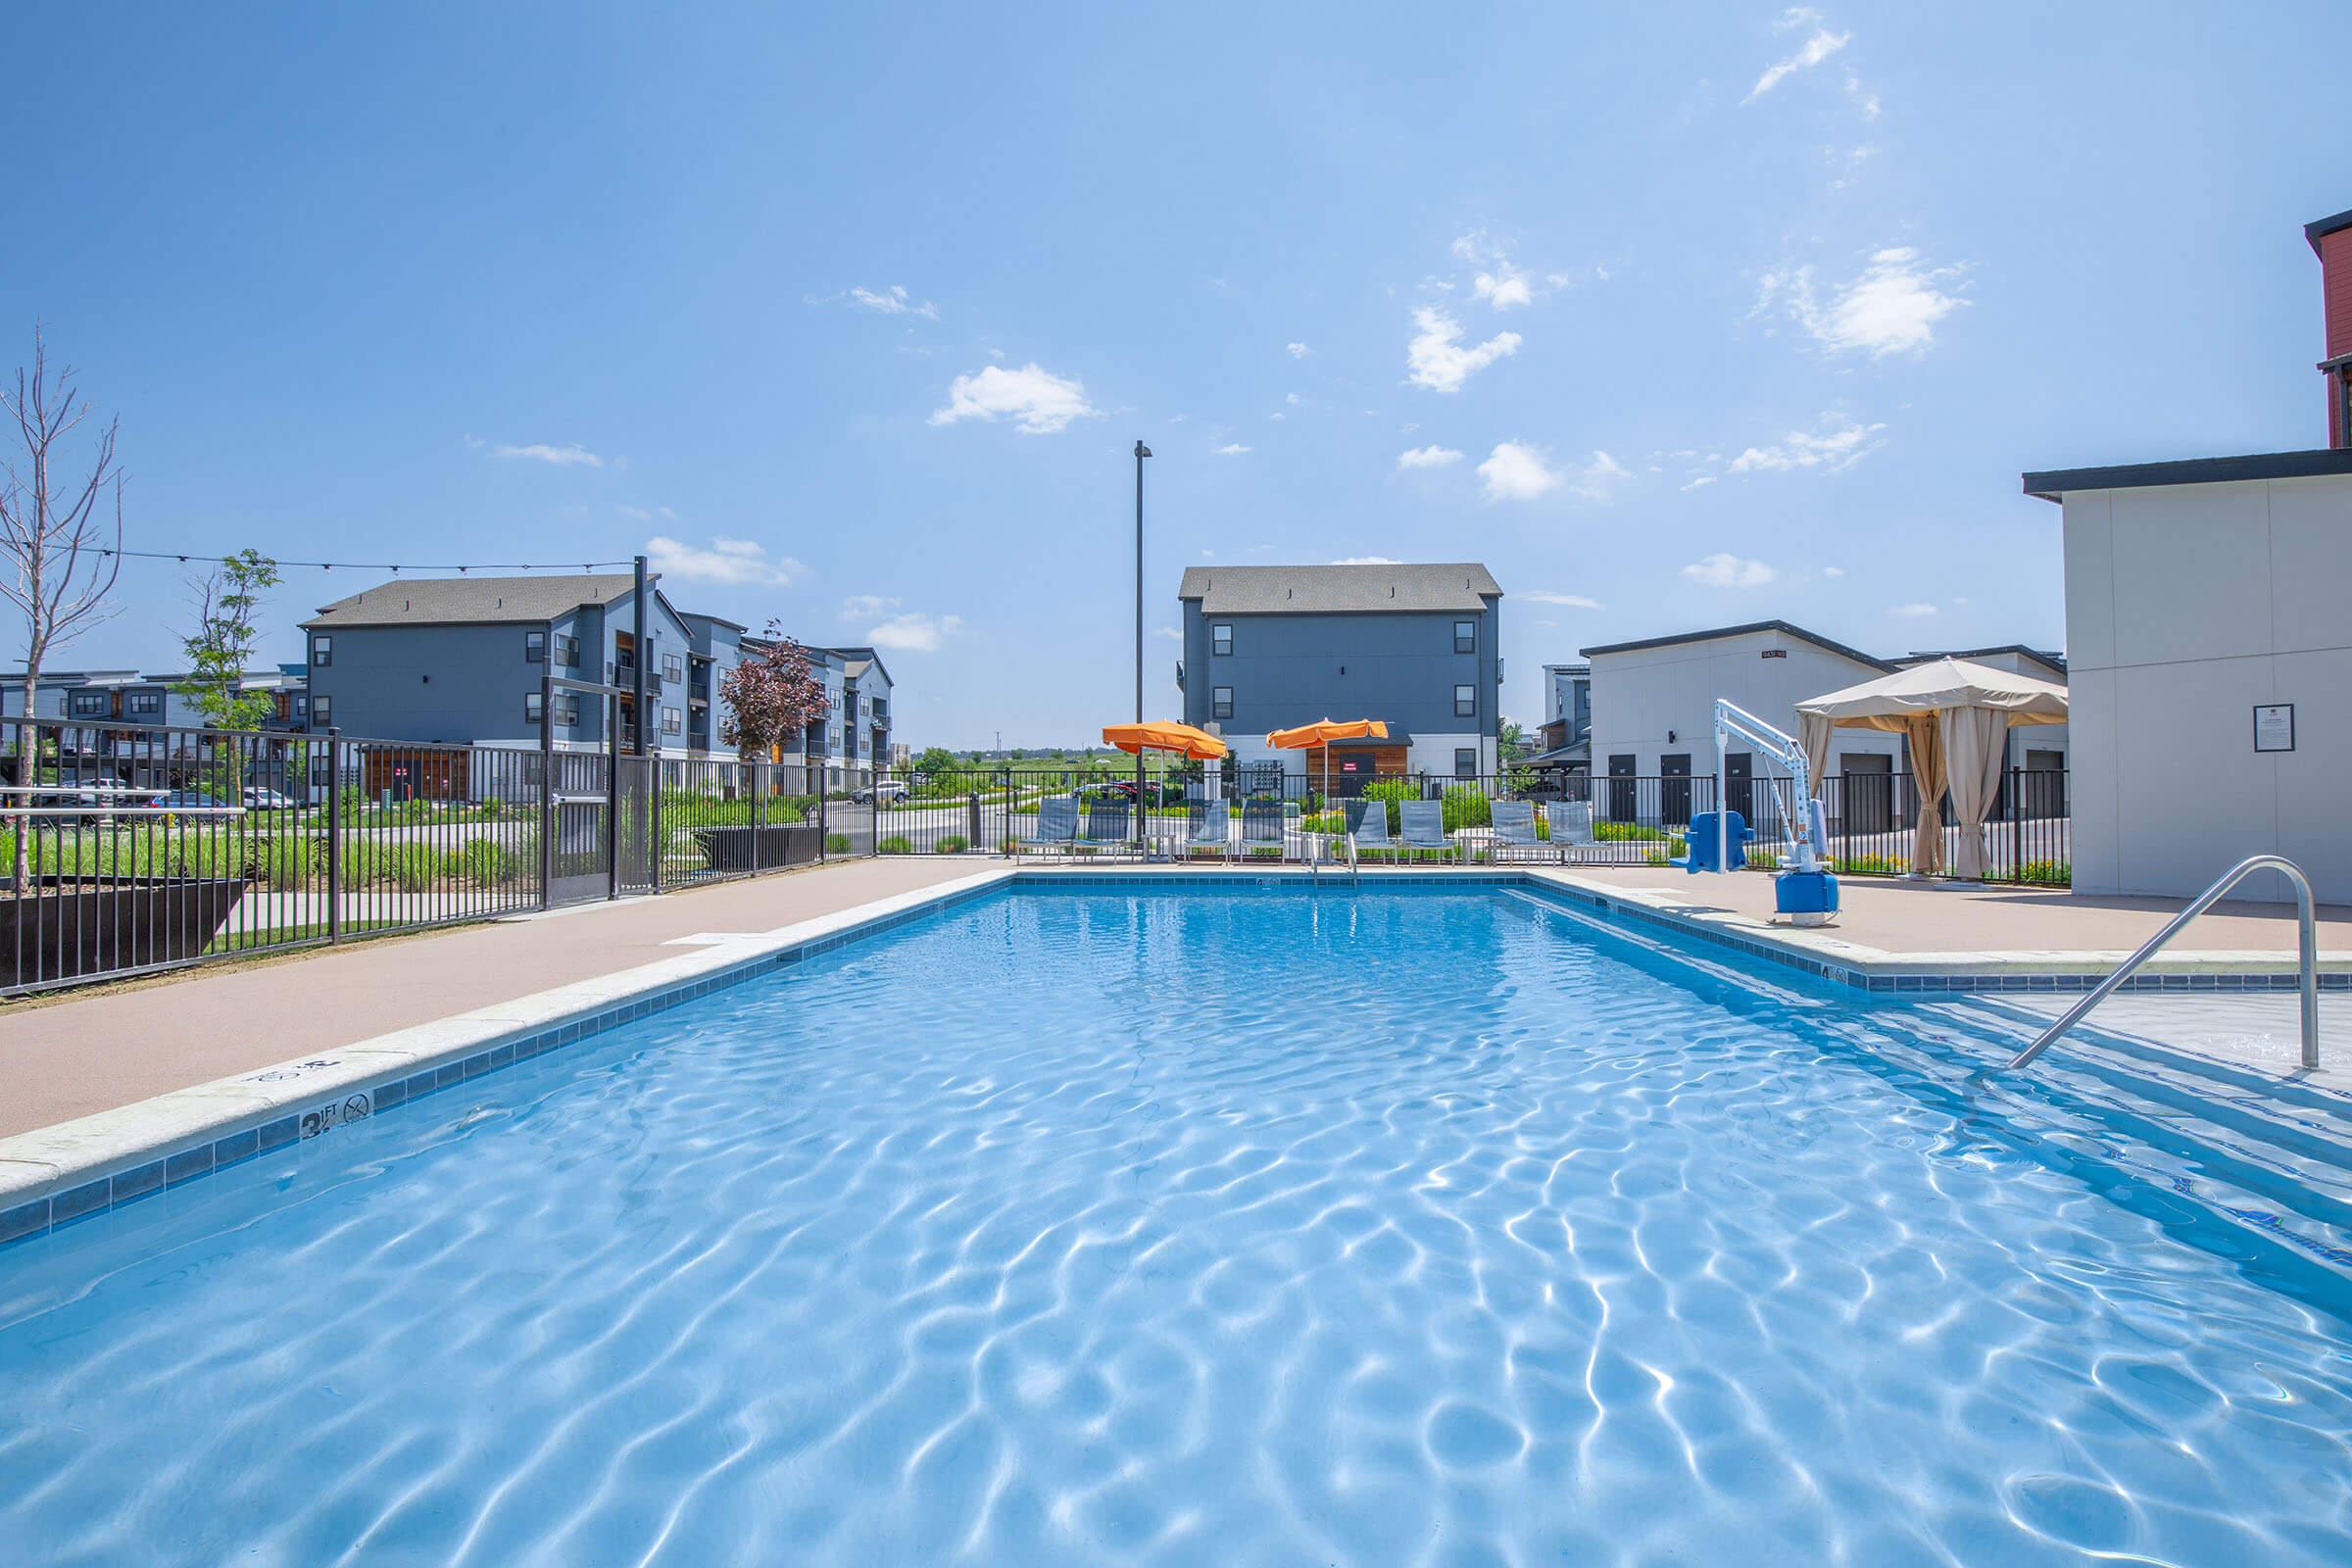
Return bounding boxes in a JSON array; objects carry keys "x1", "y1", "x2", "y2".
[{"x1": 2, "y1": 858, "x2": 2347, "y2": 1148}]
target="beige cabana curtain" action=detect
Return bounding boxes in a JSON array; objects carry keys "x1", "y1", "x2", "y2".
[
  {"x1": 1904, "y1": 714, "x2": 1946, "y2": 876},
  {"x1": 1939, "y1": 706, "x2": 2008, "y2": 880},
  {"x1": 1793, "y1": 657, "x2": 2069, "y2": 881}
]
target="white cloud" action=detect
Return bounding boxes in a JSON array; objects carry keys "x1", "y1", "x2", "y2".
[
  {"x1": 1286, "y1": 342, "x2": 1311, "y2": 359},
  {"x1": 929, "y1": 363, "x2": 1099, "y2": 434},
  {"x1": 1746, "y1": 22, "x2": 1850, "y2": 102},
  {"x1": 1478, "y1": 442, "x2": 1561, "y2": 502},
  {"x1": 1757, "y1": 248, "x2": 1966, "y2": 357},
  {"x1": 1152, "y1": 625, "x2": 1183, "y2": 641},
  {"x1": 1406, "y1": 307, "x2": 1521, "y2": 393},
  {"x1": 1727, "y1": 417, "x2": 1887, "y2": 474},
  {"x1": 1682, "y1": 475, "x2": 1718, "y2": 491},
  {"x1": 645, "y1": 535, "x2": 804, "y2": 586},
  {"x1": 1473, "y1": 269, "x2": 1534, "y2": 310},
  {"x1": 1823, "y1": 565, "x2": 1845, "y2": 577},
  {"x1": 1570, "y1": 450, "x2": 1632, "y2": 500},
  {"x1": 1521, "y1": 591, "x2": 1604, "y2": 610},
  {"x1": 485, "y1": 441, "x2": 604, "y2": 468},
  {"x1": 1331, "y1": 555, "x2": 1402, "y2": 565},
  {"x1": 1681, "y1": 552, "x2": 1777, "y2": 589},
  {"x1": 1886, "y1": 602, "x2": 1938, "y2": 617},
  {"x1": 1396, "y1": 444, "x2": 1464, "y2": 469},
  {"x1": 848, "y1": 284, "x2": 939, "y2": 320},
  {"x1": 865, "y1": 612, "x2": 963, "y2": 652},
  {"x1": 1215, "y1": 443, "x2": 1252, "y2": 456},
  {"x1": 838, "y1": 594, "x2": 901, "y2": 620}
]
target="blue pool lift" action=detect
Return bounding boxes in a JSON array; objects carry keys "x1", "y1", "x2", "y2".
[{"x1": 1674, "y1": 698, "x2": 1838, "y2": 927}]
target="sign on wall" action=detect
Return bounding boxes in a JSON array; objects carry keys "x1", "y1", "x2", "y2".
[{"x1": 2254, "y1": 704, "x2": 2295, "y2": 754}]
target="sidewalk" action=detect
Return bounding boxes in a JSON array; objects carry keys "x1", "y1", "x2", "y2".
[{"x1": 0, "y1": 858, "x2": 984, "y2": 1138}]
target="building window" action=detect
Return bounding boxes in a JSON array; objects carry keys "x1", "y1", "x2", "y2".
[
  {"x1": 1455, "y1": 747, "x2": 1477, "y2": 779},
  {"x1": 1212, "y1": 624, "x2": 1233, "y2": 657},
  {"x1": 68, "y1": 692, "x2": 107, "y2": 717},
  {"x1": 1453, "y1": 684, "x2": 1476, "y2": 718},
  {"x1": 1212, "y1": 686, "x2": 1234, "y2": 720},
  {"x1": 127, "y1": 691, "x2": 161, "y2": 717},
  {"x1": 662, "y1": 707, "x2": 682, "y2": 736},
  {"x1": 311, "y1": 635, "x2": 332, "y2": 667},
  {"x1": 554, "y1": 633, "x2": 578, "y2": 668},
  {"x1": 525, "y1": 692, "x2": 544, "y2": 725},
  {"x1": 525, "y1": 630, "x2": 546, "y2": 662},
  {"x1": 312, "y1": 695, "x2": 332, "y2": 728},
  {"x1": 663, "y1": 653, "x2": 682, "y2": 683},
  {"x1": 1454, "y1": 620, "x2": 1476, "y2": 655}
]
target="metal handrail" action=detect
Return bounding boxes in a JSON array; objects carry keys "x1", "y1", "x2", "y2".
[{"x1": 2008, "y1": 854, "x2": 2322, "y2": 1070}]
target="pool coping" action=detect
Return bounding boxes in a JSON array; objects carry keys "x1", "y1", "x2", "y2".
[{"x1": 4, "y1": 862, "x2": 2342, "y2": 1250}]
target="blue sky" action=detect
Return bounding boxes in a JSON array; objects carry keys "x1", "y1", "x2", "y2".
[{"x1": 3, "y1": 3, "x2": 2346, "y2": 747}]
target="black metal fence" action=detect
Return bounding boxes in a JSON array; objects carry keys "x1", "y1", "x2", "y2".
[{"x1": 863, "y1": 764, "x2": 2074, "y2": 883}]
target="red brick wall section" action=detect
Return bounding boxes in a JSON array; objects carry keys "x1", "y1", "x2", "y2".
[{"x1": 2321, "y1": 231, "x2": 2352, "y2": 446}]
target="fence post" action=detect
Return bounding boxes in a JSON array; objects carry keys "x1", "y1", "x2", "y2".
[
  {"x1": 817, "y1": 789, "x2": 828, "y2": 861},
  {"x1": 538, "y1": 675, "x2": 555, "y2": 909},
  {"x1": 2009, "y1": 765, "x2": 2022, "y2": 883},
  {"x1": 752, "y1": 759, "x2": 765, "y2": 874},
  {"x1": 649, "y1": 755, "x2": 663, "y2": 894},
  {"x1": 326, "y1": 728, "x2": 344, "y2": 944},
  {"x1": 605, "y1": 694, "x2": 621, "y2": 902},
  {"x1": 968, "y1": 788, "x2": 981, "y2": 850}
]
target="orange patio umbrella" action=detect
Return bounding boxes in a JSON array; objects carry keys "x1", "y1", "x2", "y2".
[
  {"x1": 1264, "y1": 718, "x2": 1389, "y2": 801},
  {"x1": 1102, "y1": 720, "x2": 1229, "y2": 760}
]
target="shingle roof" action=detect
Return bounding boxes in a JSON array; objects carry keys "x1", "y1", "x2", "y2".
[
  {"x1": 301, "y1": 573, "x2": 640, "y2": 629},
  {"x1": 1177, "y1": 563, "x2": 1500, "y2": 614}
]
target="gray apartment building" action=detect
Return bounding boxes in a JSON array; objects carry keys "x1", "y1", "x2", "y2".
[
  {"x1": 1176, "y1": 562, "x2": 1503, "y2": 786},
  {"x1": 301, "y1": 573, "x2": 736, "y2": 760},
  {"x1": 739, "y1": 637, "x2": 893, "y2": 794}
]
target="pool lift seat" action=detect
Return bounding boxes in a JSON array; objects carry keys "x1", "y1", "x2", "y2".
[{"x1": 1676, "y1": 698, "x2": 1838, "y2": 927}]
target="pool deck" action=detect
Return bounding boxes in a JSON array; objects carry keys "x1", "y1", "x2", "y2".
[{"x1": 2, "y1": 857, "x2": 2349, "y2": 1174}]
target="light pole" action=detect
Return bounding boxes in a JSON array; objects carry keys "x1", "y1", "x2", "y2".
[{"x1": 1133, "y1": 440, "x2": 1151, "y2": 811}]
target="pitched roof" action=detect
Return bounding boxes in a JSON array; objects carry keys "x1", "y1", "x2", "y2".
[
  {"x1": 1178, "y1": 563, "x2": 1500, "y2": 614},
  {"x1": 2023, "y1": 448, "x2": 2352, "y2": 501},
  {"x1": 301, "y1": 573, "x2": 641, "y2": 629},
  {"x1": 1896, "y1": 645, "x2": 2068, "y2": 678},
  {"x1": 1580, "y1": 619, "x2": 1893, "y2": 671}
]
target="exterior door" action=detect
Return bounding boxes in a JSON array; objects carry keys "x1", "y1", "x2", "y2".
[
  {"x1": 1725, "y1": 753, "x2": 1754, "y2": 825},
  {"x1": 1659, "y1": 753, "x2": 1691, "y2": 826},
  {"x1": 1606, "y1": 754, "x2": 1637, "y2": 822}
]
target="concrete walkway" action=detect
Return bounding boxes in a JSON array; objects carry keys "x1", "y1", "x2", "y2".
[{"x1": 0, "y1": 858, "x2": 983, "y2": 1138}]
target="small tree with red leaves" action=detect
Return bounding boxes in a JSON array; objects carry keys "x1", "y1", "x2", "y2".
[{"x1": 719, "y1": 621, "x2": 830, "y2": 767}]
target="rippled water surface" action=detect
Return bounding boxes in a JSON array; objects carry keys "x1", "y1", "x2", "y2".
[{"x1": 5, "y1": 887, "x2": 2352, "y2": 1566}]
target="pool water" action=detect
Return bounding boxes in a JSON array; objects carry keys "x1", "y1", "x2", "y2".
[{"x1": 4, "y1": 887, "x2": 2351, "y2": 1565}]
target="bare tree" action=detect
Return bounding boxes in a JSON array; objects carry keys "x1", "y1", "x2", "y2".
[{"x1": 0, "y1": 327, "x2": 123, "y2": 883}]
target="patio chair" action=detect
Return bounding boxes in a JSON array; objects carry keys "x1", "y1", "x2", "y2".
[
  {"x1": 1487, "y1": 800, "x2": 1541, "y2": 863},
  {"x1": 1238, "y1": 800, "x2": 1287, "y2": 861},
  {"x1": 1397, "y1": 799, "x2": 1458, "y2": 865},
  {"x1": 1016, "y1": 795, "x2": 1080, "y2": 859},
  {"x1": 1182, "y1": 798, "x2": 1232, "y2": 862},
  {"x1": 1076, "y1": 796, "x2": 1135, "y2": 858},
  {"x1": 1544, "y1": 800, "x2": 1595, "y2": 864},
  {"x1": 1349, "y1": 797, "x2": 1396, "y2": 863}
]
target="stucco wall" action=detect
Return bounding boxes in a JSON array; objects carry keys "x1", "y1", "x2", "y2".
[
  {"x1": 1587, "y1": 629, "x2": 1907, "y2": 782},
  {"x1": 2062, "y1": 473, "x2": 2352, "y2": 902}
]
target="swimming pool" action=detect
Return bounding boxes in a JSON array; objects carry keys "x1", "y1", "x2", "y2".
[{"x1": 3, "y1": 884, "x2": 2349, "y2": 1564}]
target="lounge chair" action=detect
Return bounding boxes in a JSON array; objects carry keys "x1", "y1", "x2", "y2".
[
  {"x1": 1487, "y1": 800, "x2": 1541, "y2": 863},
  {"x1": 1397, "y1": 799, "x2": 1458, "y2": 864},
  {"x1": 1183, "y1": 798, "x2": 1232, "y2": 862},
  {"x1": 1077, "y1": 797, "x2": 1135, "y2": 858},
  {"x1": 1544, "y1": 800, "x2": 1595, "y2": 863},
  {"x1": 1238, "y1": 800, "x2": 1287, "y2": 861},
  {"x1": 1349, "y1": 798, "x2": 1396, "y2": 863},
  {"x1": 1016, "y1": 795, "x2": 1081, "y2": 859}
]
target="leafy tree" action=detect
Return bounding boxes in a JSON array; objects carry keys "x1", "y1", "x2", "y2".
[
  {"x1": 720, "y1": 622, "x2": 830, "y2": 766},
  {"x1": 174, "y1": 549, "x2": 282, "y2": 732},
  {"x1": 912, "y1": 745, "x2": 960, "y2": 775}
]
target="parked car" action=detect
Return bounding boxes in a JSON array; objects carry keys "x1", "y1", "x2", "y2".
[
  {"x1": 850, "y1": 780, "x2": 907, "y2": 805},
  {"x1": 242, "y1": 786, "x2": 295, "y2": 809},
  {"x1": 146, "y1": 789, "x2": 232, "y2": 813}
]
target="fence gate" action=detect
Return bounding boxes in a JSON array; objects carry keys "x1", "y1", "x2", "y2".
[{"x1": 546, "y1": 751, "x2": 613, "y2": 907}]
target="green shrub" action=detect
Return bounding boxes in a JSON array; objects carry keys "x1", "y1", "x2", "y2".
[
  {"x1": 1838, "y1": 853, "x2": 1908, "y2": 876},
  {"x1": 257, "y1": 834, "x2": 315, "y2": 890},
  {"x1": 461, "y1": 838, "x2": 520, "y2": 886},
  {"x1": 389, "y1": 845, "x2": 442, "y2": 892},
  {"x1": 825, "y1": 832, "x2": 852, "y2": 854},
  {"x1": 877, "y1": 835, "x2": 912, "y2": 855},
  {"x1": 1593, "y1": 820, "x2": 1671, "y2": 843},
  {"x1": 1299, "y1": 810, "x2": 1346, "y2": 835},
  {"x1": 934, "y1": 835, "x2": 969, "y2": 854},
  {"x1": 1441, "y1": 784, "x2": 1491, "y2": 834},
  {"x1": 2015, "y1": 858, "x2": 2070, "y2": 886}
]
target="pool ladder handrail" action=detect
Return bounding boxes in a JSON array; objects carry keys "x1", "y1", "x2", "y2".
[{"x1": 2007, "y1": 854, "x2": 2321, "y2": 1071}]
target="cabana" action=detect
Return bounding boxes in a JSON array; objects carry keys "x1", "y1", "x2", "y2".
[{"x1": 1793, "y1": 658, "x2": 2068, "y2": 880}]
